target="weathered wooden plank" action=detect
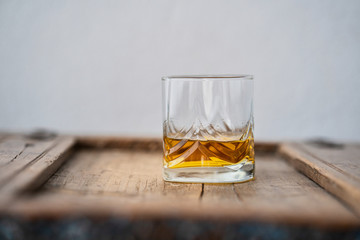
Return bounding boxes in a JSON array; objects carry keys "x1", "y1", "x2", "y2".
[
  {"x1": 0, "y1": 136, "x2": 57, "y2": 186},
  {"x1": 45, "y1": 149, "x2": 202, "y2": 199},
  {"x1": 7, "y1": 149, "x2": 359, "y2": 228},
  {"x1": 299, "y1": 142, "x2": 360, "y2": 181},
  {"x1": 0, "y1": 135, "x2": 358, "y2": 228},
  {"x1": 279, "y1": 142, "x2": 360, "y2": 216},
  {"x1": 236, "y1": 155, "x2": 358, "y2": 224},
  {"x1": 0, "y1": 135, "x2": 28, "y2": 167},
  {"x1": 201, "y1": 184, "x2": 240, "y2": 203},
  {"x1": 8, "y1": 147, "x2": 203, "y2": 220},
  {"x1": 198, "y1": 154, "x2": 360, "y2": 227},
  {"x1": 0, "y1": 136, "x2": 75, "y2": 207}
]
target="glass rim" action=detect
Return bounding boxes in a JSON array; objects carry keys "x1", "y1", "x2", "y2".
[{"x1": 162, "y1": 74, "x2": 253, "y2": 81}]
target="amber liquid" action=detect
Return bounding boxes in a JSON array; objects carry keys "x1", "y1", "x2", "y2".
[{"x1": 163, "y1": 135, "x2": 254, "y2": 169}]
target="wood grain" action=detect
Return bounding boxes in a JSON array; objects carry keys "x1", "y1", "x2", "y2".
[
  {"x1": 7, "y1": 148, "x2": 359, "y2": 228},
  {"x1": 0, "y1": 135, "x2": 28, "y2": 168},
  {"x1": 279, "y1": 142, "x2": 360, "y2": 217},
  {"x1": 0, "y1": 135, "x2": 359, "y2": 228},
  {"x1": 44, "y1": 149, "x2": 202, "y2": 199},
  {"x1": 0, "y1": 135, "x2": 75, "y2": 207},
  {"x1": 0, "y1": 136, "x2": 57, "y2": 186}
]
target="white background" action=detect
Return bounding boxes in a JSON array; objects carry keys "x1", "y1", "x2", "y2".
[{"x1": 1, "y1": 0, "x2": 359, "y2": 140}]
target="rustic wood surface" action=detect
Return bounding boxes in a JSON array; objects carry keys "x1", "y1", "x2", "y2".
[
  {"x1": 279, "y1": 142, "x2": 360, "y2": 217},
  {"x1": 7, "y1": 149, "x2": 359, "y2": 228},
  {"x1": 0, "y1": 134, "x2": 359, "y2": 230},
  {"x1": 0, "y1": 134, "x2": 75, "y2": 208}
]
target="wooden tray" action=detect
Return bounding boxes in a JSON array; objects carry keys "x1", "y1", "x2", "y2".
[{"x1": 0, "y1": 133, "x2": 359, "y2": 234}]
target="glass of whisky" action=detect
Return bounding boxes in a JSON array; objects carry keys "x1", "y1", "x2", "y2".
[{"x1": 162, "y1": 75, "x2": 254, "y2": 183}]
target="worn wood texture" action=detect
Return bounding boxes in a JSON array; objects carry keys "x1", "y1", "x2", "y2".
[
  {"x1": 0, "y1": 134, "x2": 359, "y2": 229},
  {"x1": 0, "y1": 134, "x2": 75, "y2": 207},
  {"x1": 279, "y1": 142, "x2": 360, "y2": 217},
  {"x1": 6, "y1": 148, "x2": 359, "y2": 228}
]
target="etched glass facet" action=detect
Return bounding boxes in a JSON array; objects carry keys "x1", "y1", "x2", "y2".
[{"x1": 162, "y1": 75, "x2": 254, "y2": 183}]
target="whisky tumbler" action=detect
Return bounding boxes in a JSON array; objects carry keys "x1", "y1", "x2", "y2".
[{"x1": 162, "y1": 75, "x2": 254, "y2": 183}]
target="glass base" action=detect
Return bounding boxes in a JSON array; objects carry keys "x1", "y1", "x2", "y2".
[{"x1": 163, "y1": 163, "x2": 254, "y2": 183}]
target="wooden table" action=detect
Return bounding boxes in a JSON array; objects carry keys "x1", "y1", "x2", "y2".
[{"x1": 0, "y1": 132, "x2": 359, "y2": 239}]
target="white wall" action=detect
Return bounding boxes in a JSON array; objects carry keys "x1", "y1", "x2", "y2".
[{"x1": 0, "y1": 0, "x2": 359, "y2": 140}]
